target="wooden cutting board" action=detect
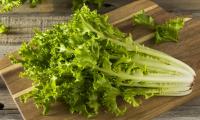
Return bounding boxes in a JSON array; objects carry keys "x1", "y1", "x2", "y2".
[{"x1": 1, "y1": 0, "x2": 200, "y2": 119}]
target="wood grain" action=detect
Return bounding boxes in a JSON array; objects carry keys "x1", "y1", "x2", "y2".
[
  {"x1": 0, "y1": 81, "x2": 16, "y2": 110},
  {"x1": 1, "y1": 0, "x2": 200, "y2": 120},
  {"x1": 0, "y1": 109, "x2": 22, "y2": 120},
  {"x1": 156, "y1": 96, "x2": 200, "y2": 120},
  {"x1": 0, "y1": 75, "x2": 23, "y2": 119},
  {"x1": 153, "y1": 0, "x2": 200, "y2": 11}
]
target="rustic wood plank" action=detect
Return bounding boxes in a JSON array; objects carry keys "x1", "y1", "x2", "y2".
[
  {"x1": 0, "y1": 79, "x2": 21, "y2": 119},
  {"x1": 156, "y1": 96, "x2": 200, "y2": 120},
  {"x1": 153, "y1": 0, "x2": 200, "y2": 11},
  {"x1": 0, "y1": 74, "x2": 18, "y2": 119},
  {"x1": 153, "y1": 0, "x2": 200, "y2": 17},
  {"x1": 156, "y1": 106, "x2": 200, "y2": 119},
  {"x1": 0, "y1": 57, "x2": 16, "y2": 114},
  {"x1": 0, "y1": 109, "x2": 22, "y2": 120},
  {"x1": 184, "y1": 96, "x2": 200, "y2": 106},
  {"x1": 0, "y1": 89, "x2": 16, "y2": 109}
]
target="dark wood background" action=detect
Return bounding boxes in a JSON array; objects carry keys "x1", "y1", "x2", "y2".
[{"x1": 1, "y1": 0, "x2": 200, "y2": 120}]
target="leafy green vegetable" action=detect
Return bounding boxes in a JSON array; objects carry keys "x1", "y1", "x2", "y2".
[
  {"x1": 0, "y1": 23, "x2": 8, "y2": 34},
  {"x1": 132, "y1": 10, "x2": 155, "y2": 28},
  {"x1": 28, "y1": 0, "x2": 42, "y2": 8},
  {"x1": 0, "y1": 0, "x2": 41, "y2": 12},
  {"x1": 0, "y1": 0, "x2": 21, "y2": 12},
  {"x1": 155, "y1": 18, "x2": 184, "y2": 43},
  {"x1": 132, "y1": 11, "x2": 185, "y2": 43},
  {"x1": 11, "y1": 6, "x2": 195, "y2": 118},
  {"x1": 72, "y1": 0, "x2": 105, "y2": 10}
]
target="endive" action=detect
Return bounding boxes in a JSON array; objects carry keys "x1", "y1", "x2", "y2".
[{"x1": 11, "y1": 6, "x2": 195, "y2": 117}]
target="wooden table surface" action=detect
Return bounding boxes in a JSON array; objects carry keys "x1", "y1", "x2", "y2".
[{"x1": 1, "y1": 0, "x2": 200, "y2": 120}]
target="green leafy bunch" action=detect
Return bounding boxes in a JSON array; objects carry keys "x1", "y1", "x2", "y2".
[
  {"x1": 11, "y1": 5, "x2": 195, "y2": 118},
  {"x1": 132, "y1": 10, "x2": 185, "y2": 43},
  {"x1": 0, "y1": 22, "x2": 8, "y2": 33},
  {"x1": 0, "y1": 0, "x2": 41, "y2": 12},
  {"x1": 0, "y1": 0, "x2": 21, "y2": 12},
  {"x1": 26, "y1": 0, "x2": 42, "y2": 7},
  {"x1": 72, "y1": 0, "x2": 105, "y2": 10}
]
